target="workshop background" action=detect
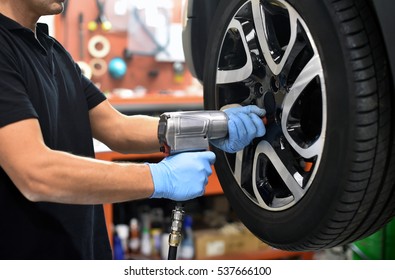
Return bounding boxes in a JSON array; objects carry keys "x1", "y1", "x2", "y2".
[{"x1": 43, "y1": 0, "x2": 395, "y2": 260}]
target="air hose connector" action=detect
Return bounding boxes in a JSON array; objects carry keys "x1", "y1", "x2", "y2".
[{"x1": 168, "y1": 204, "x2": 185, "y2": 247}]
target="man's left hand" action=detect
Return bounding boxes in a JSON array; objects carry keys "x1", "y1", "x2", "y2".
[{"x1": 210, "y1": 105, "x2": 266, "y2": 153}]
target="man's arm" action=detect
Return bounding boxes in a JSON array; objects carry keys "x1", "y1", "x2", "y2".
[
  {"x1": 0, "y1": 118, "x2": 155, "y2": 204},
  {"x1": 0, "y1": 117, "x2": 215, "y2": 204},
  {"x1": 89, "y1": 100, "x2": 160, "y2": 154}
]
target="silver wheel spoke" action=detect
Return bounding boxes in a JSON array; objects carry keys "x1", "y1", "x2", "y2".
[
  {"x1": 281, "y1": 54, "x2": 324, "y2": 159},
  {"x1": 251, "y1": 0, "x2": 299, "y2": 75},
  {"x1": 216, "y1": 19, "x2": 253, "y2": 84},
  {"x1": 233, "y1": 150, "x2": 244, "y2": 185},
  {"x1": 253, "y1": 141, "x2": 305, "y2": 208}
]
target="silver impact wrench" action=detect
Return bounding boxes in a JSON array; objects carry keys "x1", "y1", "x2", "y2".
[
  {"x1": 157, "y1": 111, "x2": 229, "y2": 259},
  {"x1": 158, "y1": 110, "x2": 229, "y2": 156}
]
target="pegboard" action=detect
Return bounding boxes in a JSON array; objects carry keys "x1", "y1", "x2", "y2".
[{"x1": 54, "y1": 0, "x2": 195, "y2": 95}]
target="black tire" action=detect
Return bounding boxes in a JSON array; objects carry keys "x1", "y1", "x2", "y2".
[{"x1": 203, "y1": 0, "x2": 395, "y2": 251}]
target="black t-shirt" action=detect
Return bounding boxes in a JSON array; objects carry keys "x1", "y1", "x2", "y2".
[{"x1": 0, "y1": 14, "x2": 112, "y2": 259}]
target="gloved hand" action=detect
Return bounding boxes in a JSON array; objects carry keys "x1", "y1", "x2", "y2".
[
  {"x1": 210, "y1": 105, "x2": 266, "y2": 153},
  {"x1": 148, "y1": 151, "x2": 216, "y2": 201}
]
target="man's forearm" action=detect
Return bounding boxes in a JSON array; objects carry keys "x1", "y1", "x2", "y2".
[
  {"x1": 89, "y1": 101, "x2": 161, "y2": 154},
  {"x1": 113, "y1": 114, "x2": 160, "y2": 154},
  {"x1": 17, "y1": 148, "x2": 154, "y2": 204}
]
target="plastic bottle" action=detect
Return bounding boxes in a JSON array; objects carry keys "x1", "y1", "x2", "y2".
[
  {"x1": 115, "y1": 224, "x2": 129, "y2": 255},
  {"x1": 140, "y1": 227, "x2": 152, "y2": 257},
  {"x1": 140, "y1": 212, "x2": 152, "y2": 257},
  {"x1": 179, "y1": 215, "x2": 195, "y2": 259},
  {"x1": 151, "y1": 228, "x2": 162, "y2": 258},
  {"x1": 150, "y1": 208, "x2": 164, "y2": 258},
  {"x1": 113, "y1": 231, "x2": 124, "y2": 260},
  {"x1": 129, "y1": 218, "x2": 140, "y2": 254}
]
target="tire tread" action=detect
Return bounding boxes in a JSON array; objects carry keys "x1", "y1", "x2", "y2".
[{"x1": 306, "y1": 0, "x2": 395, "y2": 250}]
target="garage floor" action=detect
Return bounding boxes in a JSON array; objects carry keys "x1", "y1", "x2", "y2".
[{"x1": 314, "y1": 246, "x2": 353, "y2": 260}]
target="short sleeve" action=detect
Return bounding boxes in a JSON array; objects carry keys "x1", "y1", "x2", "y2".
[
  {"x1": 0, "y1": 48, "x2": 38, "y2": 128},
  {"x1": 75, "y1": 63, "x2": 107, "y2": 110}
]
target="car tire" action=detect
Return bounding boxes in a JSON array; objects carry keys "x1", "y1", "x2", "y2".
[{"x1": 203, "y1": 0, "x2": 395, "y2": 251}]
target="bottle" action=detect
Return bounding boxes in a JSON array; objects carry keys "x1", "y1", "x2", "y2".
[
  {"x1": 179, "y1": 215, "x2": 195, "y2": 260},
  {"x1": 115, "y1": 224, "x2": 129, "y2": 255},
  {"x1": 150, "y1": 208, "x2": 164, "y2": 258},
  {"x1": 129, "y1": 218, "x2": 140, "y2": 254},
  {"x1": 140, "y1": 227, "x2": 152, "y2": 257},
  {"x1": 140, "y1": 212, "x2": 152, "y2": 257},
  {"x1": 151, "y1": 228, "x2": 162, "y2": 258},
  {"x1": 113, "y1": 231, "x2": 124, "y2": 260}
]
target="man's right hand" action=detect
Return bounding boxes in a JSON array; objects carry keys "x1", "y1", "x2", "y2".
[{"x1": 148, "y1": 151, "x2": 216, "y2": 201}]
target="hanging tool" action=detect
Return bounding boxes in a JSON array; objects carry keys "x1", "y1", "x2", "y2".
[
  {"x1": 77, "y1": 12, "x2": 93, "y2": 79},
  {"x1": 61, "y1": 0, "x2": 70, "y2": 48},
  {"x1": 62, "y1": 0, "x2": 69, "y2": 17},
  {"x1": 88, "y1": 0, "x2": 112, "y2": 32},
  {"x1": 78, "y1": 12, "x2": 84, "y2": 60},
  {"x1": 157, "y1": 111, "x2": 229, "y2": 259}
]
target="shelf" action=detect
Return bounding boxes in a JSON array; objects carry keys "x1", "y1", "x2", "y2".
[
  {"x1": 121, "y1": 248, "x2": 314, "y2": 260},
  {"x1": 201, "y1": 248, "x2": 315, "y2": 260},
  {"x1": 108, "y1": 93, "x2": 204, "y2": 105}
]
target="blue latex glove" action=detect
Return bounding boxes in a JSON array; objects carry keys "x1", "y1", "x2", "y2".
[
  {"x1": 148, "y1": 151, "x2": 216, "y2": 201},
  {"x1": 210, "y1": 105, "x2": 266, "y2": 153}
]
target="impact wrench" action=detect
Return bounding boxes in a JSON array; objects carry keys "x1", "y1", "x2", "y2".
[{"x1": 157, "y1": 111, "x2": 229, "y2": 260}]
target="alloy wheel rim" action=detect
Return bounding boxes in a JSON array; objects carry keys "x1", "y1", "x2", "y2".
[{"x1": 213, "y1": 0, "x2": 326, "y2": 211}]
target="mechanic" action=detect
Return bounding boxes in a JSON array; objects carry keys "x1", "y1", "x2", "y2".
[{"x1": 0, "y1": 0, "x2": 266, "y2": 259}]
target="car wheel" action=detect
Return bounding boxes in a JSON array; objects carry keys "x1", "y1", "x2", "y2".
[{"x1": 204, "y1": 0, "x2": 395, "y2": 250}]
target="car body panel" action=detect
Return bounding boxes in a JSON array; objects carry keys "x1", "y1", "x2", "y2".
[
  {"x1": 370, "y1": 0, "x2": 395, "y2": 90},
  {"x1": 182, "y1": 0, "x2": 221, "y2": 81}
]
